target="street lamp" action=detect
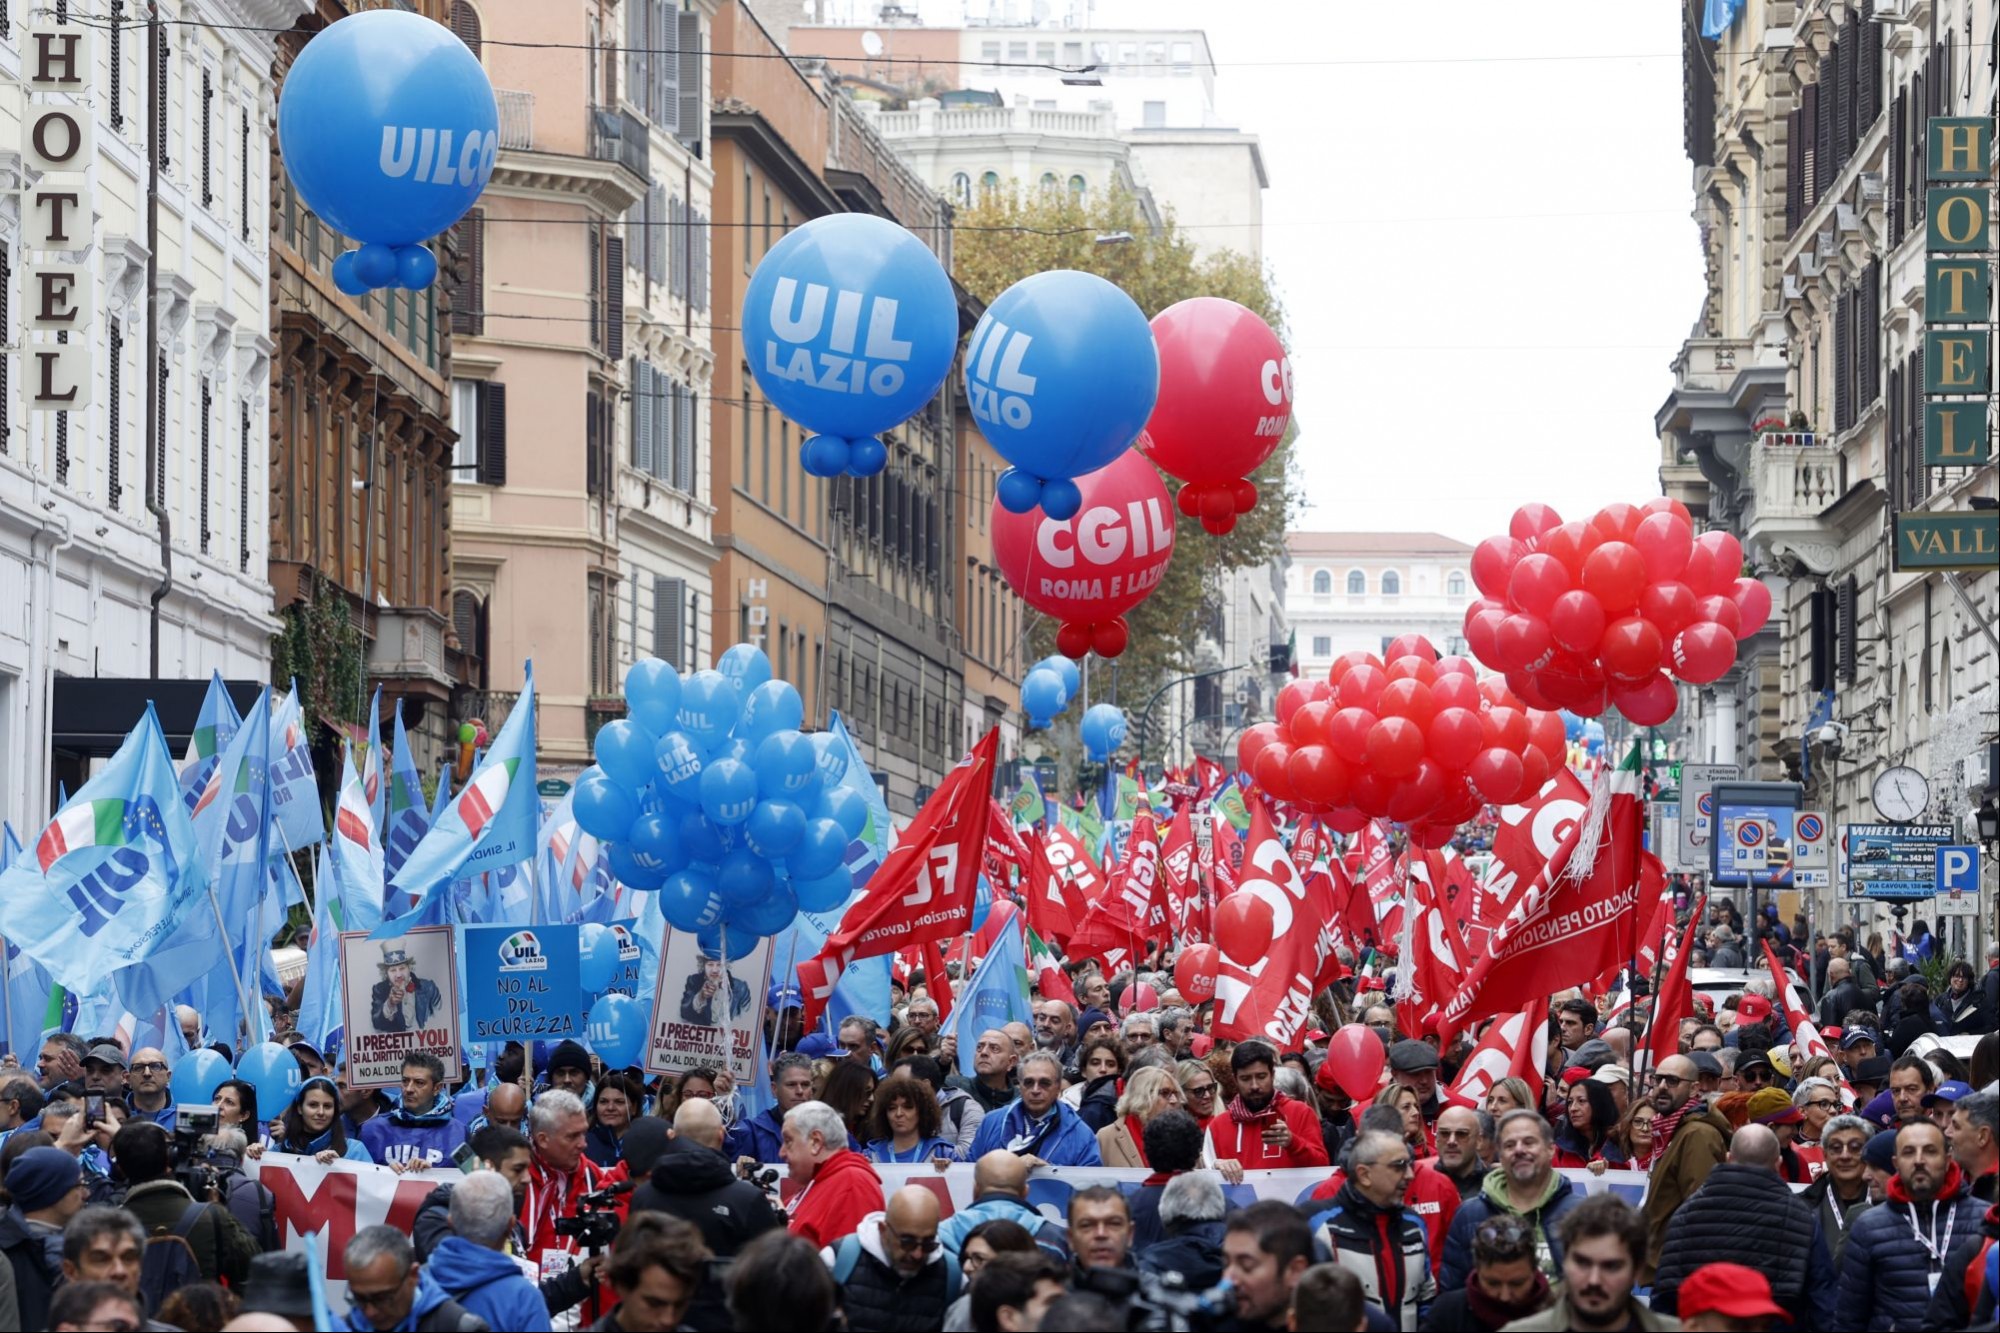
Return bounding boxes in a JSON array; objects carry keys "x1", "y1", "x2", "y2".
[{"x1": 1977, "y1": 795, "x2": 1999, "y2": 854}]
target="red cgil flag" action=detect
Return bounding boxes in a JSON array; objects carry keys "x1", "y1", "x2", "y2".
[
  {"x1": 1473, "y1": 764, "x2": 1593, "y2": 929},
  {"x1": 1446, "y1": 1001, "x2": 1552, "y2": 1109},
  {"x1": 1066, "y1": 806, "x2": 1169, "y2": 965},
  {"x1": 798, "y1": 730, "x2": 998, "y2": 1028},
  {"x1": 1158, "y1": 805, "x2": 1201, "y2": 942},
  {"x1": 1024, "y1": 822, "x2": 1098, "y2": 946},
  {"x1": 1213, "y1": 803, "x2": 1338, "y2": 1051}
]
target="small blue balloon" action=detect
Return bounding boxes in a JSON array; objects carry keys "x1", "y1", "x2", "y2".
[
  {"x1": 696, "y1": 921, "x2": 761, "y2": 962},
  {"x1": 654, "y1": 730, "x2": 707, "y2": 799},
  {"x1": 821, "y1": 786, "x2": 871, "y2": 841},
  {"x1": 626, "y1": 658, "x2": 684, "y2": 734},
  {"x1": 996, "y1": 469, "x2": 1043, "y2": 515},
  {"x1": 627, "y1": 811, "x2": 687, "y2": 877},
  {"x1": 793, "y1": 869, "x2": 855, "y2": 914},
  {"x1": 332, "y1": 250, "x2": 370, "y2": 296},
  {"x1": 277, "y1": 10, "x2": 498, "y2": 250},
  {"x1": 738, "y1": 680, "x2": 805, "y2": 745},
  {"x1": 396, "y1": 243, "x2": 439, "y2": 289},
  {"x1": 354, "y1": 241, "x2": 399, "y2": 288},
  {"x1": 171, "y1": 1049, "x2": 232, "y2": 1106},
  {"x1": 789, "y1": 817, "x2": 849, "y2": 880},
  {"x1": 1039, "y1": 477, "x2": 1082, "y2": 522},
  {"x1": 1021, "y1": 668, "x2": 1069, "y2": 720},
  {"x1": 715, "y1": 737, "x2": 753, "y2": 765},
  {"x1": 812, "y1": 732, "x2": 849, "y2": 787},
  {"x1": 730, "y1": 879, "x2": 799, "y2": 936},
  {"x1": 586, "y1": 993, "x2": 645, "y2": 1067},
  {"x1": 594, "y1": 719, "x2": 661, "y2": 792},
  {"x1": 604, "y1": 841, "x2": 667, "y2": 892},
  {"x1": 717, "y1": 847, "x2": 776, "y2": 906},
  {"x1": 846, "y1": 435, "x2": 888, "y2": 476},
  {"x1": 745, "y1": 798, "x2": 807, "y2": 858},
  {"x1": 699, "y1": 757, "x2": 759, "y2": 826},
  {"x1": 677, "y1": 670, "x2": 741, "y2": 749},
  {"x1": 742, "y1": 213, "x2": 959, "y2": 441},
  {"x1": 578, "y1": 923, "x2": 615, "y2": 992},
  {"x1": 1081, "y1": 703, "x2": 1129, "y2": 762},
  {"x1": 802, "y1": 435, "x2": 851, "y2": 476},
  {"x1": 660, "y1": 868, "x2": 727, "y2": 933},
  {"x1": 678, "y1": 809, "x2": 729, "y2": 865},
  {"x1": 1033, "y1": 656, "x2": 1082, "y2": 699},
  {"x1": 965, "y1": 270, "x2": 1159, "y2": 502},
  {"x1": 754, "y1": 731, "x2": 818, "y2": 800},
  {"x1": 573, "y1": 768, "x2": 640, "y2": 841},
  {"x1": 236, "y1": 1042, "x2": 304, "y2": 1117},
  {"x1": 716, "y1": 643, "x2": 774, "y2": 700}
]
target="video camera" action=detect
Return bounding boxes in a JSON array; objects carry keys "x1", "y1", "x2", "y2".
[
  {"x1": 169, "y1": 1104, "x2": 231, "y2": 1200},
  {"x1": 551, "y1": 1181, "x2": 630, "y2": 1251},
  {"x1": 1077, "y1": 1266, "x2": 1234, "y2": 1333}
]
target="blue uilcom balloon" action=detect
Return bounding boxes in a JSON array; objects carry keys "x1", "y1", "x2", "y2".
[
  {"x1": 967, "y1": 270, "x2": 1158, "y2": 520},
  {"x1": 278, "y1": 10, "x2": 497, "y2": 291},
  {"x1": 742, "y1": 214, "x2": 957, "y2": 478}
]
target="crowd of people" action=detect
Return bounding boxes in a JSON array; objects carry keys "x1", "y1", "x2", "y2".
[{"x1": 0, "y1": 913, "x2": 1993, "y2": 1331}]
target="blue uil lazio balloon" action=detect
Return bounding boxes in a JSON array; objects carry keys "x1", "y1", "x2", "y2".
[
  {"x1": 967, "y1": 270, "x2": 1159, "y2": 520},
  {"x1": 1081, "y1": 703, "x2": 1129, "y2": 762},
  {"x1": 278, "y1": 10, "x2": 498, "y2": 292},
  {"x1": 742, "y1": 214, "x2": 958, "y2": 479}
]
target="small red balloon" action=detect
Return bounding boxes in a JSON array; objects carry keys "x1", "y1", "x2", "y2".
[
  {"x1": 1322, "y1": 1024, "x2": 1387, "y2": 1100},
  {"x1": 1613, "y1": 672, "x2": 1679, "y2": 726},
  {"x1": 1633, "y1": 511, "x2": 1694, "y2": 582},
  {"x1": 1236, "y1": 722, "x2": 1282, "y2": 775},
  {"x1": 1289, "y1": 699, "x2": 1335, "y2": 749},
  {"x1": 1671, "y1": 623, "x2": 1738, "y2": 685},
  {"x1": 1509, "y1": 504, "x2": 1564, "y2": 546},
  {"x1": 1480, "y1": 705, "x2": 1530, "y2": 754},
  {"x1": 1492, "y1": 615, "x2": 1554, "y2": 673},
  {"x1": 1215, "y1": 893, "x2": 1276, "y2": 964},
  {"x1": 1472, "y1": 536, "x2": 1526, "y2": 598},
  {"x1": 1638, "y1": 581, "x2": 1701, "y2": 638},
  {"x1": 1252, "y1": 741, "x2": 1297, "y2": 801},
  {"x1": 1427, "y1": 707, "x2": 1485, "y2": 770},
  {"x1": 1508, "y1": 553, "x2": 1572, "y2": 618},
  {"x1": 1337, "y1": 664, "x2": 1389, "y2": 712},
  {"x1": 1144, "y1": 297, "x2": 1291, "y2": 502},
  {"x1": 1377, "y1": 679, "x2": 1438, "y2": 730},
  {"x1": 1174, "y1": 944, "x2": 1219, "y2": 1003},
  {"x1": 1430, "y1": 672, "x2": 1482, "y2": 712},
  {"x1": 1517, "y1": 744, "x2": 1552, "y2": 797},
  {"x1": 1366, "y1": 716, "x2": 1426, "y2": 779},
  {"x1": 1327, "y1": 708, "x2": 1378, "y2": 764},
  {"x1": 1730, "y1": 577, "x2": 1773, "y2": 636},
  {"x1": 1547, "y1": 590, "x2": 1608, "y2": 655},
  {"x1": 1468, "y1": 748, "x2": 1526, "y2": 804},
  {"x1": 1696, "y1": 595, "x2": 1742, "y2": 638},
  {"x1": 1276, "y1": 679, "x2": 1316, "y2": 726},
  {"x1": 1383, "y1": 635, "x2": 1439, "y2": 664},
  {"x1": 1581, "y1": 542, "x2": 1647, "y2": 614},
  {"x1": 1287, "y1": 746, "x2": 1351, "y2": 807},
  {"x1": 1599, "y1": 616, "x2": 1665, "y2": 681}
]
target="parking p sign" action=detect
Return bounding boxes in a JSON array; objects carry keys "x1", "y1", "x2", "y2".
[{"x1": 1937, "y1": 845, "x2": 1979, "y2": 893}]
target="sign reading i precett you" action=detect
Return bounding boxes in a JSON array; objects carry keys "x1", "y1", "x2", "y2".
[
  {"x1": 18, "y1": 24, "x2": 97, "y2": 410},
  {"x1": 1899, "y1": 115, "x2": 1996, "y2": 572}
]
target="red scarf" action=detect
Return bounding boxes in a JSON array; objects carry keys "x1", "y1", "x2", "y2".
[
  {"x1": 1226, "y1": 1091, "x2": 1289, "y2": 1124},
  {"x1": 522, "y1": 1150, "x2": 603, "y2": 1260},
  {"x1": 1124, "y1": 1114, "x2": 1150, "y2": 1166},
  {"x1": 1643, "y1": 1095, "x2": 1703, "y2": 1170}
]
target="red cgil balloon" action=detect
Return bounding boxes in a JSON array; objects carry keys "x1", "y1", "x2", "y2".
[
  {"x1": 1365, "y1": 716, "x2": 1426, "y2": 779},
  {"x1": 1509, "y1": 503, "x2": 1565, "y2": 546},
  {"x1": 1143, "y1": 298, "x2": 1291, "y2": 535},
  {"x1": 1327, "y1": 650, "x2": 1384, "y2": 685},
  {"x1": 1327, "y1": 707, "x2": 1377, "y2": 764},
  {"x1": 1337, "y1": 664, "x2": 1390, "y2": 712},
  {"x1": 1377, "y1": 678, "x2": 1438, "y2": 730},
  {"x1": 1613, "y1": 672, "x2": 1679, "y2": 726},
  {"x1": 1671, "y1": 623, "x2": 1738, "y2": 685},
  {"x1": 1508, "y1": 553, "x2": 1572, "y2": 618},
  {"x1": 1599, "y1": 616, "x2": 1665, "y2": 681},
  {"x1": 1427, "y1": 707, "x2": 1485, "y2": 769},
  {"x1": 1383, "y1": 634, "x2": 1440, "y2": 664},
  {"x1": 1581, "y1": 542, "x2": 1647, "y2": 613},
  {"x1": 1251, "y1": 740, "x2": 1297, "y2": 801},
  {"x1": 1215, "y1": 891, "x2": 1276, "y2": 963},
  {"x1": 1472, "y1": 536, "x2": 1526, "y2": 598},
  {"x1": 1322, "y1": 1024, "x2": 1387, "y2": 1099},
  {"x1": 1638, "y1": 581, "x2": 1701, "y2": 638},
  {"x1": 1173, "y1": 944, "x2": 1219, "y2": 1003},
  {"x1": 1695, "y1": 595, "x2": 1742, "y2": 638},
  {"x1": 1492, "y1": 615, "x2": 1554, "y2": 673},
  {"x1": 1430, "y1": 671, "x2": 1482, "y2": 712},
  {"x1": 1287, "y1": 745, "x2": 1351, "y2": 807},
  {"x1": 1547, "y1": 589, "x2": 1608, "y2": 655},
  {"x1": 1683, "y1": 531, "x2": 1744, "y2": 597},
  {"x1": 992, "y1": 448, "x2": 1175, "y2": 659},
  {"x1": 1468, "y1": 747, "x2": 1526, "y2": 804},
  {"x1": 1236, "y1": 722, "x2": 1282, "y2": 776},
  {"x1": 1407, "y1": 820, "x2": 1459, "y2": 849},
  {"x1": 1275, "y1": 679, "x2": 1316, "y2": 726},
  {"x1": 1633, "y1": 511, "x2": 1694, "y2": 582},
  {"x1": 1289, "y1": 698, "x2": 1336, "y2": 748}
]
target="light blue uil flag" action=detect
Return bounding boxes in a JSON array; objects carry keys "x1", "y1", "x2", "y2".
[
  {"x1": 0, "y1": 707, "x2": 209, "y2": 997},
  {"x1": 268, "y1": 684, "x2": 327, "y2": 850},
  {"x1": 940, "y1": 918, "x2": 1033, "y2": 1078}
]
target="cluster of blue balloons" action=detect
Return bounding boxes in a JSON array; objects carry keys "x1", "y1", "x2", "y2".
[
  {"x1": 742, "y1": 214, "x2": 959, "y2": 479},
  {"x1": 968, "y1": 270, "x2": 1160, "y2": 520},
  {"x1": 1021, "y1": 654, "x2": 1081, "y2": 730},
  {"x1": 1081, "y1": 704, "x2": 1129, "y2": 763},
  {"x1": 573, "y1": 644, "x2": 866, "y2": 963},
  {"x1": 1559, "y1": 711, "x2": 1607, "y2": 756},
  {"x1": 171, "y1": 1041, "x2": 304, "y2": 1118},
  {"x1": 277, "y1": 10, "x2": 498, "y2": 295}
]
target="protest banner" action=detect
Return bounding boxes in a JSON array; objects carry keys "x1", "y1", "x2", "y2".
[
  {"x1": 339, "y1": 925, "x2": 461, "y2": 1088},
  {"x1": 249, "y1": 1153, "x2": 464, "y2": 1299},
  {"x1": 645, "y1": 926, "x2": 771, "y2": 1082},
  {"x1": 465, "y1": 924, "x2": 580, "y2": 1042}
]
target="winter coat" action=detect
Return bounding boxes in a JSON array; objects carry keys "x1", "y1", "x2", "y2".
[
  {"x1": 786, "y1": 1148, "x2": 885, "y2": 1248},
  {"x1": 1306, "y1": 1160, "x2": 1460, "y2": 1273},
  {"x1": 584, "y1": 1121, "x2": 624, "y2": 1167},
  {"x1": 0, "y1": 1206, "x2": 61, "y2": 1333},
  {"x1": 1932, "y1": 985, "x2": 1994, "y2": 1037},
  {"x1": 1921, "y1": 1202, "x2": 2000, "y2": 1333},
  {"x1": 1496, "y1": 1288, "x2": 1679, "y2": 1331},
  {"x1": 946, "y1": 1072, "x2": 1018, "y2": 1115},
  {"x1": 1312, "y1": 1180, "x2": 1436, "y2": 1331},
  {"x1": 1097, "y1": 1117, "x2": 1146, "y2": 1167},
  {"x1": 936, "y1": 1192, "x2": 1068, "y2": 1258},
  {"x1": 628, "y1": 1136, "x2": 782, "y2": 1258},
  {"x1": 968, "y1": 1098, "x2": 1103, "y2": 1166},
  {"x1": 1418, "y1": 1274, "x2": 1553, "y2": 1333},
  {"x1": 340, "y1": 1269, "x2": 493, "y2": 1332},
  {"x1": 360, "y1": 1094, "x2": 467, "y2": 1170},
  {"x1": 1640, "y1": 1103, "x2": 1732, "y2": 1278},
  {"x1": 122, "y1": 1178, "x2": 259, "y2": 1286},
  {"x1": 1137, "y1": 1218, "x2": 1228, "y2": 1291},
  {"x1": 723, "y1": 1105, "x2": 785, "y2": 1164},
  {"x1": 426, "y1": 1236, "x2": 552, "y2": 1333},
  {"x1": 1438, "y1": 1167, "x2": 1581, "y2": 1295},
  {"x1": 1709, "y1": 942, "x2": 1745, "y2": 969},
  {"x1": 1073, "y1": 1073, "x2": 1122, "y2": 1132},
  {"x1": 1818, "y1": 978, "x2": 1864, "y2": 1028},
  {"x1": 823, "y1": 1210, "x2": 959, "y2": 1333},
  {"x1": 1650, "y1": 1163, "x2": 1833, "y2": 1329},
  {"x1": 1836, "y1": 1164, "x2": 1989, "y2": 1331},
  {"x1": 1204, "y1": 1092, "x2": 1331, "y2": 1170},
  {"x1": 1800, "y1": 1170, "x2": 1873, "y2": 1268}
]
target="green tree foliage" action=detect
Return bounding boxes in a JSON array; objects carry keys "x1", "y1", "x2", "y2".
[
  {"x1": 954, "y1": 186, "x2": 1300, "y2": 735},
  {"x1": 272, "y1": 570, "x2": 364, "y2": 820}
]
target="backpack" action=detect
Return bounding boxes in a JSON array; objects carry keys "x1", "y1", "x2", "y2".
[
  {"x1": 140, "y1": 1203, "x2": 205, "y2": 1313},
  {"x1": 222, "y1": 1169, "x2": 279, "y2": 1252},
  {"x1": 831, "y1": 1234, "x2": 962, "y2": 1303}
]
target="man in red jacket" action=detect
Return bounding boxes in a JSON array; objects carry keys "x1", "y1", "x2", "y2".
[
  {"x1": 1206, "y1": 1040, "x2": 1330, "y2": 1170},
  {"x1": 782, "y1": 1100, "x2": 885, "y2": 1247}
]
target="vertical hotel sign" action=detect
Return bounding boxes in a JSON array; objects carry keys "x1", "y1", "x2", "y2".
[
  {"x1": 1901, "y1": 116, "x2": 1995, "y2": 569},
  {"x1": 18, "y1": 24, "x2": 95, "y2": 410}
]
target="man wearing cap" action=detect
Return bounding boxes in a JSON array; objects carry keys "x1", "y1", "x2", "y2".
[
  {"x1": 1836, "y1": 1118, "x2": 1987, "y2": 1330},
  {"x1": 1724, "y1": 991, "x2": 1783, "y2": 1050},
  {"x1": 1674, "y1": 1262, "x2": 1791, "y2": 1333},
  {"x1": 1686, "y1": 1050, "x2": 1725, "y2": 1102},
  {"x1": 1945, "y1": 1087, "x2": 1997, "y2": 1204},
  {"x1": 1639, "y1": 1053, "x2": 1733, "y2": 1280},
  {"x1": 1388, "y1": 1039, "x2": 1443, "y2": 1129},
  {"x1": 0, "y1": 1146, "x2": 87, "y2": 1330},
  {"x1": 766, "y1": 983, "x2": 805, "y2": 1053},
  {"x1": 1851, "y1": 1053, "x2": 1892, "y2": 1110},
  {"x1": 120, "y1": 1048, "x2": 174, "y2": 1130},
  {"x1": 1651, "y1": 1123, "x2": 1832, "y2": 1327},
  {"x1": 78, "y1": 1046, "x2": 126, "y2": 1100},
  {"x1": 541, "y1": 1040, "x2": 593, "y2": 1098}
]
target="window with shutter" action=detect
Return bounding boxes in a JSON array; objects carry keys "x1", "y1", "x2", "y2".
[
  {"x1": 588, "y1": 225, "x2": 602, "y2": 350},
  {"x1": 1888, "y1": 91, "x2": 1906, "y2": 242},
  {"x1": 676, "y1": 387, "x2": 695, "y2": 494},
  {"x1": 654, "y1": 576, "x2": 685, "y2": 666},
  {"x1": 648, "y1": 183, "x2": 666, "y2": 285},
  {"x1": 1859, "y1": 261, "x2": 1880, "y2": 412},
  {"x1": 110, "y1": 2, "x2": 124, "y2": 131},
  {"x1": 452, "y1": 211, "x2": 484, "y2": 336},
  {"x1": 626, "y1": 0, "x2": 646, "y2": 117},
  {"x1": 240, "y1": 111, "x2": 251, "y2": 240},
  {"x1": 1832, "y1": 36, "x2": 1852, "y2": 176},
  {"x1": 478, "y1": 381, "x2": 507, "y2": 485},
  {"x1": 1785, "y1": 107, "x2": 1804, "y2": 236},
  {"x1": 240, "y1": 399, "x2": 251, "y2": 570},
  {"x1": 653, "y1": 0, "x2": 679, "y2": 134},
  {"x1": 633, "y1": 360, "x2": 654, "y2": 476},
  {"x1": 1889, "y1": 365, "x2": 1903, "y2": 503},
  {"x1": 452, "y1": 590, "x2": 482, "y2": 657},
  {"x1": 156, "y1": 353, "x2": 169, "y2": 505},
  {"x1": 201, "y1": 67, "x2": 213, "y2": 207},
  {"x1": 605, "y1": 235, "x2": 625, "y2": 359},
  {"x1": 0, "y1": 247, "x2": 7, "y2": 451},
  {"x1": 1857, "y1": 19, "x2": 1881, "y2": 132},
  {"x1": 587, "y1": 389, "x2": 604, "y2": 497},
  {"x1": 1909, "y1": 346, "x2": 1926, "y2": 504},
  {"x1": 199, "y1": 378, "x2": 212, "y2": 552},
  {"x1": 1833, "y1": 291, "x2": 1852, "y2": 433},
  {"x1": 450, "y1": 1, "x2": 482, "y2": 59},
  {"x1": 1836, "y1": 576, "x2": 1857, "y2": 683},
  {"x1": 668, "y1": 195, "x2": 685, "y2": 301},
  {"x1": 1815, "y1": 66, "x2": 1835, "y2": 197},
  {"x1": 108, "y1": 322, "x2": 122, "y2": 507},
  {"x1": 1801, "y1": 83, "x2": 1819, "y2": 210},
  {"x1": 677, "y1": 10, "x2": 703, "y2": 151},
  {"x1": 154, "y1": 28, "x2": 170, "y2": 174},
  {"x1": 692, "y1": 208, "x2": 709, "y2": 312}
]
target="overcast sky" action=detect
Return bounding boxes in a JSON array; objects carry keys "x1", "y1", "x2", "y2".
[{"x1": 891, "y1": 0, "x2": 1708, "y2": 546}]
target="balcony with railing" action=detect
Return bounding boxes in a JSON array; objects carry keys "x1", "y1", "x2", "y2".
[
  {"x1": 496, "y1": 89, "x2": 534, "y2": 151},
  {"x1": 590, "y1": 107, "x2": 650, "y2": 183},
  {"x1": 1744, "y1": 431, "x2": 1845, "y2": 568},
  {"x1": 486, "y1": 91, "x2": 648, "y2": 213},
  {"x1": 867, "y1": 100, "x2": 1121, "y2": 142}
]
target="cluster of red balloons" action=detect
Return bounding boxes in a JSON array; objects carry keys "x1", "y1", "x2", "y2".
[
  {"x1": 1235, "y1": 634, "x2": 1566, "y2": 848},
  {"x1": 1142, "y1": 297, "x2": 1292, "y2": 536},
  {"x1": 1462, "y1": 501, "x2": 1770, "y2": 726}
]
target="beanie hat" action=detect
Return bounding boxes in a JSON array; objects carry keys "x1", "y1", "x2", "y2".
[
  {"x1": 4, "y1": 1146, "x2": 80, "y2": 1213},
  {"x1": 1745, "y1": 1087, "x2": 1796, "y2": 1123},
  {"x1": 547, "y1": 1040, "x2": 592, "y2": 1075}
]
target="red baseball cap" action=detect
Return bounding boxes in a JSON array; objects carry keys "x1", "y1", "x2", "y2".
[
  {"x1": 1675, "y1": 1262, "x2": 1788, "y2": 1321},
  {"x1": 1559, "y1": 1066, "x2": 1592, "y2": 1087},
  {"x1": 1735, "y1": 993, "x2": 1773, "y2": 1023}
]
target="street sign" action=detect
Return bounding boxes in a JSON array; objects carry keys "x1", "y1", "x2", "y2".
[
  {"x1": 1936, "y1": 845, "x2": 1979, "y2": 893},
  {"x1": 1793, "y1": 811, "x2": 1830, "y2": 889},
  {"x1": 1843, "y1": 823, "x2": 1956, "y2": 899},
  {"x1": 1675, "y1": 764, "x2": 1740, "y2": 874},
  {"x1": 1711, "y1": 782, "x2": 1801, "y2": 889}
]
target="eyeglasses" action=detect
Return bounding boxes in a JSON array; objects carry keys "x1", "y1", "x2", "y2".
[
  {"x1": 1184, "y1": 1083, "x2": 1217, "y2": 1098},
  {"x1": 1806, "y1": 1099, "x2": 1840, "y2": 1112},
  {"x1": 888, "y1": 1229, "x2": 941, "y2": 1253},
  {"x1": 1824, "y1": 1140, "x2": 1867, "y2": 1156},
  {"x1": 1369, "y1": 1157, "x2": 1413, "y2": 1174},
  {"x1": 129, "y1": 1062, "x2": 167, "y2": 1074},
  {"x1": 1019, "y1": 1077, "x2": 1058, "y2": 1090},
  {"x1": 349, "y1": 1282, "x2": 408, "y2": 1309},
  {"x1": 1651, "y1": 1074, "x2": 1691, "y2": 1088}
]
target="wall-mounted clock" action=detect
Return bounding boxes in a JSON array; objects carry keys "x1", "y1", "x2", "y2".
[{"x1": 1870, "y1": 766, "x2": 1930, "y2": 824}]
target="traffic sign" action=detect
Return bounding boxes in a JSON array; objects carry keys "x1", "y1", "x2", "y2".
[
  {"x1": 1936, "y1": 845, "x2": 1979, "y2": 893},
  {"x1": 1793, "y1": 811, "x2": 1830, "y2": 889},
  {"x1": 1843, "y1": 823, "x2": 1956, "y2": 899},
  {"x1": 1675, "y1": 764, "x2": 1740, "y2": 873}
]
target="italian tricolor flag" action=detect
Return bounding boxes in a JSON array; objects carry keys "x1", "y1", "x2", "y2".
[
  {"x1": 36, "y1": 800, "x2": 130, "y2": 872},
  {"x1": 1027, "y1": 926, "x2": 1075, "y2": 1005},
  {"x1": 458, "y1": 758, "x2": 518, "y2": 839}
]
